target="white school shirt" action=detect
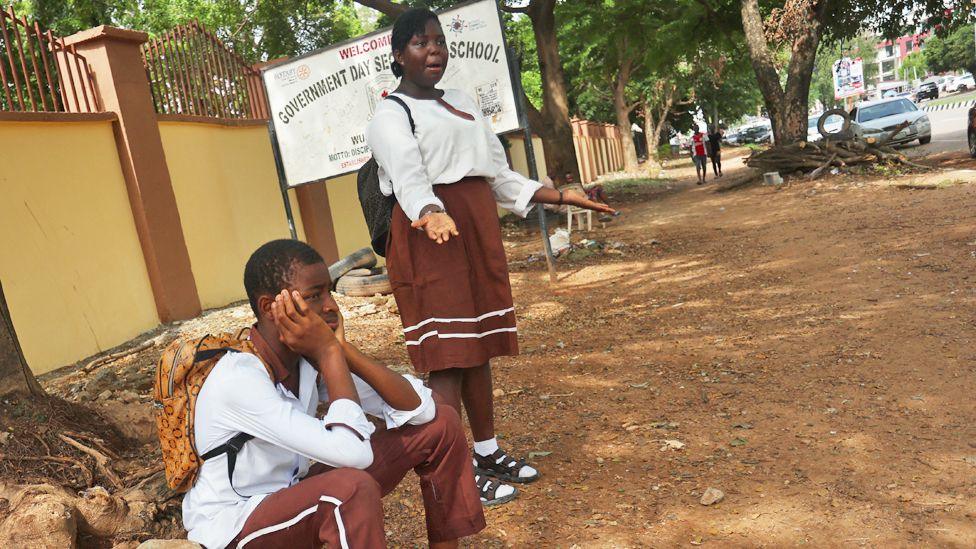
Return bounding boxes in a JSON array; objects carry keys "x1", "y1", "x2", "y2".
[
  {"x1": 365, "y1": 89, "x2": 543, "y2": 222},
  {"x1": 182, "y1": 351, "x2": 435, "y2": 549}
]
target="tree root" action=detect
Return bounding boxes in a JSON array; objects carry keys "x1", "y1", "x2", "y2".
[
  {"x1": 57, "y1": 434, "x2": 123, "y2": 490},
  {"x1": 0, "y1": 452, "x2": 94, "y2": 487},
  {"x1": 82, "y1": 339, "x2": 157, "y2": 373}
]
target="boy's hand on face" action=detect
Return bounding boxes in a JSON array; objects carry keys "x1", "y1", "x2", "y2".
[
  {"x1": 334, "y1": 309, "x2": 347, "y2": 347},
  {"x1": 272, "y1": 290, "x2": 341, "y2": 360}
]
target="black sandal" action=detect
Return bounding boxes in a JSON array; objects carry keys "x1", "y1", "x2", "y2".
[
  {"x1": 476, "y1": 474, "x2": 518, "y2": 506},
  {"x1": 474, "y1": 449, "x2": 540, "y2": 484}
]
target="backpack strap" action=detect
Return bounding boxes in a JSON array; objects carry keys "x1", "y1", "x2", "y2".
[
  {"x1": 193, "y1": 344, "x2": 264, "y2": 497},
  {"x1": 385, "y1": 94, "x2": 415, "y2": 135},
  {"x1": 200, "y1": 431, "x2": 254, "y2": 497}
]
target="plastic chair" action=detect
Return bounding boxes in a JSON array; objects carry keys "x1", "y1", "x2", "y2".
[{"x1": 557, "y1": 184, "x2": 592, "y2": 234}]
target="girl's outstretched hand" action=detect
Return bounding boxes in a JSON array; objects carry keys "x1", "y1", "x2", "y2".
[
  {"x1": 411, "y1": 212, "x2": 460, "y2": 244},
  {"x1": 563, "y1": 190, "x2": 615, "y2": 214}
]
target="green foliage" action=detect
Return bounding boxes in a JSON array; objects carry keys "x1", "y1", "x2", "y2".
[
  {"x1": 15, "y1": 0, "x2": 366, "y2": 62},
  {"x1": 898, "y1": 51, "x2": 928, "y2": 82},
  {"x1": 924, "y1": 26, "x2": 976, "y2": 75},
  {"x1": 689, "y1": 47, "x2": 764, "y2": 129},
  {"x1": 505, "y1": 13, "x2": 543, "y2": 111}
]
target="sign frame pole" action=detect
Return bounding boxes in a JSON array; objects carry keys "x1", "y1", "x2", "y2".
[
  {"x1": 261, "y1": 75, "x2": 299, "y2": 240},
  {"x1": 267, "y1": 120, "x2": 299, "y2": 240},
  {"x1": 512, "y1": 62, "x2": 557, "y2": 283},
  {"x1": 497, "y1": 6, "x2": 557, "y2": 283}
]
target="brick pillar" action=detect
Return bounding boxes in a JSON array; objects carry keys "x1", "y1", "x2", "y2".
[
  {"x1": 295, "y1": 184, "x2": 341, "y2": 265},
  {"x1": 63, "y1": 26, "x2": 201, "y2": 322}
]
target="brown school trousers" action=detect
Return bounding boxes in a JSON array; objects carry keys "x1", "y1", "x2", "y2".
[{"x1": 228, "y1": 404, "x2": 485, "y2": 548}]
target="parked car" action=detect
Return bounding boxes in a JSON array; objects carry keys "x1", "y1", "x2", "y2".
[
  {"x1": 850, "y1": 97, "x2": 931, "y2": 146},
  {"x1": 915, "y1": 81, "x2": 939, "y2": 101},
  {"x1": 947, "y1": 73, "x2": 976, "y2": 93},
  {"x1": 738, "y1": 125, "x2": 772, "y2": 144}
]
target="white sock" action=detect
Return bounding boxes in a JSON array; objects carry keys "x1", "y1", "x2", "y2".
[
  {"x1": 473, "y1": 438, "x2": 499, "y2": 457},
  {"x1": 475, "y1": 474, "x2": 516, "y2": 500},
  {"x1": 473, "y1": 438, "x2": 538, "y2": 479},
  {"x1": 518, "y1": 464, "x2": 538, "y2": 479}
]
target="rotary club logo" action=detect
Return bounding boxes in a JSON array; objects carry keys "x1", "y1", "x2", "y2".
[
  {"x1": 297, "y1": 65, "x2": 311, "y2": 80},
  {"x1": 449, "y1": 15, "x2": 467, "y2": 35}
]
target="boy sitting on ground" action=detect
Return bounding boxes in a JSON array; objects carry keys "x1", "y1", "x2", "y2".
[{"x1": 181, "y1": 239, "x2": 485, "y2": 548}]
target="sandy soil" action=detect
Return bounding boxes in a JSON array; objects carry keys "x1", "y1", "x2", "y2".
[{"x1": 28, "y1": 147, "x2": 976, "y2": 547}]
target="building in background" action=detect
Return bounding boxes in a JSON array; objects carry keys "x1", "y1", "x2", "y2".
[{"x1": 875, "y1": 33, "x2": 928, "y2": 85}]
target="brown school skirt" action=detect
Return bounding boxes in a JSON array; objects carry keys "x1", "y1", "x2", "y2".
[{"x1": 387, "y1": 177, "x2": 519, "y2": 373}]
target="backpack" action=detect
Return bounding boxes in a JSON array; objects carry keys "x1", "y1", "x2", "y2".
[
  {"x1": 153, "y1": 328, "x2": 273, "y2": 493},
  {"x1": 357, "y1": 95, "x2": 416, "y2": 257}
]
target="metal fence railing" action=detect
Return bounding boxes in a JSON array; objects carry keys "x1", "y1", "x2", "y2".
[
  {"x1": 142, "y1": 21, "x2": 268, "y2": 120},
  {"x1": 0, "y1": 6, "x2": 100, "y2": 113}
]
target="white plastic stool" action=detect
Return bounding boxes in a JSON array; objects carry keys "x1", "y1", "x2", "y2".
[{"x1": 567, "y1": 207, "x2": 592, "y2": 234}]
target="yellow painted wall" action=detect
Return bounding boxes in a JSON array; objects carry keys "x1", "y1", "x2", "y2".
[
  {"x1": 325, "y1": 173, "x2": 375, "y2": 260},
  {"x1": 507, "y1": 134, "x2": 548, "y2": 179},
  {"x1": 160, "y1": 122, "x2": 304, "y2": 309},
  {"x1": 0, "y1": 121, "x2": 159, "y2": 373}
]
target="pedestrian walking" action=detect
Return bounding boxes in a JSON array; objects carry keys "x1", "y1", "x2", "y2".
[
  {"x1": 691, "y1": 128, "x2": 710, "y2": 184},
  {"x1": 708, "y1": 126, "x2": 723, "y2": 178}
]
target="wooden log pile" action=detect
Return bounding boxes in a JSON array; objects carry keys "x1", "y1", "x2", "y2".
[{"x1": 744, "y1": 121, "x2": 931, "y2": 179}]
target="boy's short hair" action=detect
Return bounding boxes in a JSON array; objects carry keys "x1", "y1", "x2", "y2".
[{"x1": 244, "y1": 239, "x2": 324, "y2": 316}]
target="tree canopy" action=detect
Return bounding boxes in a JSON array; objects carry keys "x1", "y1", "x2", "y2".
[
  {"x1": 924, "y1": 26, "x2": 976, "y2": 76},
  {"x1": 13, "y1": 0, "x2": 975, "y2": 155}
]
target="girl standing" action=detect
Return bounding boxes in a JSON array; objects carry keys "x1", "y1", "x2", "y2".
[{"x1": 366, "y1": 8, "x2": 612, "y2": 505}]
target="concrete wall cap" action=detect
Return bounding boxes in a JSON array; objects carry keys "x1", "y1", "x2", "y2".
[{"x1": 63, "y1": 25, "x2": 149, "y2": 47}]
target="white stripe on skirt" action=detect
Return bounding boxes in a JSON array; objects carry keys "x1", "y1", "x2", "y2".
[
  {"x1": 405, "y1": 327, "x2": 518, "y2": 346},
  {"x1": 402, "y1": 307, "x2": 515, "y2": 333}
]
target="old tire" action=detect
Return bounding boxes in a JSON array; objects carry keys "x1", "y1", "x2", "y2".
[
  {"x1": 335, "y1": 273, "x2": 392, "y2": 297},
  {"x1": 344, "y1": 268, "x2": 374, "y2": 277},
  {"x1": 328, "y1": 248, "x2": 377, "y2": 286},
  {"x1": 918, "y1": 135, "x2": 931, "y2": 145},
  {"x1": 344, "y1": 267, "x2": 387, "y2": 277},
  {"x1": 818, "y1": 109, "x2": 850, "y2": 139}
]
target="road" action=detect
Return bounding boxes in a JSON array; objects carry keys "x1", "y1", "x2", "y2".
[{"x1": 910, "y1": 102, "x2": 969, "y2": 157}]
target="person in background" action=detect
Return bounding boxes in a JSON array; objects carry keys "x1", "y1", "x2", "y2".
[
  {"x1": 691, "y1": 128, "x2": 710, "y2": 184},
  {"x1": 707, "y1": 126, "x2": 723, "y2": 178}
]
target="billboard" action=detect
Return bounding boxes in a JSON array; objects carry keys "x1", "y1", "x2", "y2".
[
  {"x1": 262, "y1": 0, "x2": 520, "y2": 187},
  {"x1": 833, "y1": 57, "x2": 865, "y2": 100}
]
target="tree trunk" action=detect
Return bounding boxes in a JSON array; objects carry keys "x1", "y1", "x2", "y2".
[
  {"x1": 642, "y1": 81, "x2": 675, "y2": 162},
  {"x1": 612, "y1": 57, "x2": 640, "y2": 172},
  {"x1": 739, "y1": 0, "x2": 825, "y2": 145},
  {"x1": 0, "y1": 281, "x2": 45, "y2": 398},
  {"x1": 711, "y1": 99, "x2": 720, "y2": 131},
  {"x1": 352, "y1": 0, "x2": 407, "y2": 17},
  {"x1": 523, "y1": 0, "x2": 580, "y2": 184}
]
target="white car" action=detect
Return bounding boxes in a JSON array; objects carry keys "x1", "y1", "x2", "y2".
[
  {"x1": 946, "y1": 74, "x2": 975, "y2": 93},
  {"x1": 850, "y1": 97, "x2": 931, "y2": 145}
]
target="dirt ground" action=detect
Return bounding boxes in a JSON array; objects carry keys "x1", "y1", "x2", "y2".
[{"x1": 20, "y1": 146, "x2": 976, "y2": 547}]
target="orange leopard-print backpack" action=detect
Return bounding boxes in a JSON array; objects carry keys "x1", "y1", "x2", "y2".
[{"x1": 153, "y1": 327, "x2": 273, "y2": 493}]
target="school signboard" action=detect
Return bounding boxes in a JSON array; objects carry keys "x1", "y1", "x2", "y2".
[
  {"x1": 262, "y1": 0, "x2": 519, "y2": 187},
  {"x1": 832, "y1": 57, "x2": 865, "y2": 100}
]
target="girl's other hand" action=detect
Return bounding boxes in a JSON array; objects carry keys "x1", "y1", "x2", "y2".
[{"x1": 411, "y1": 212, "x2": 460, "y2": 244}]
